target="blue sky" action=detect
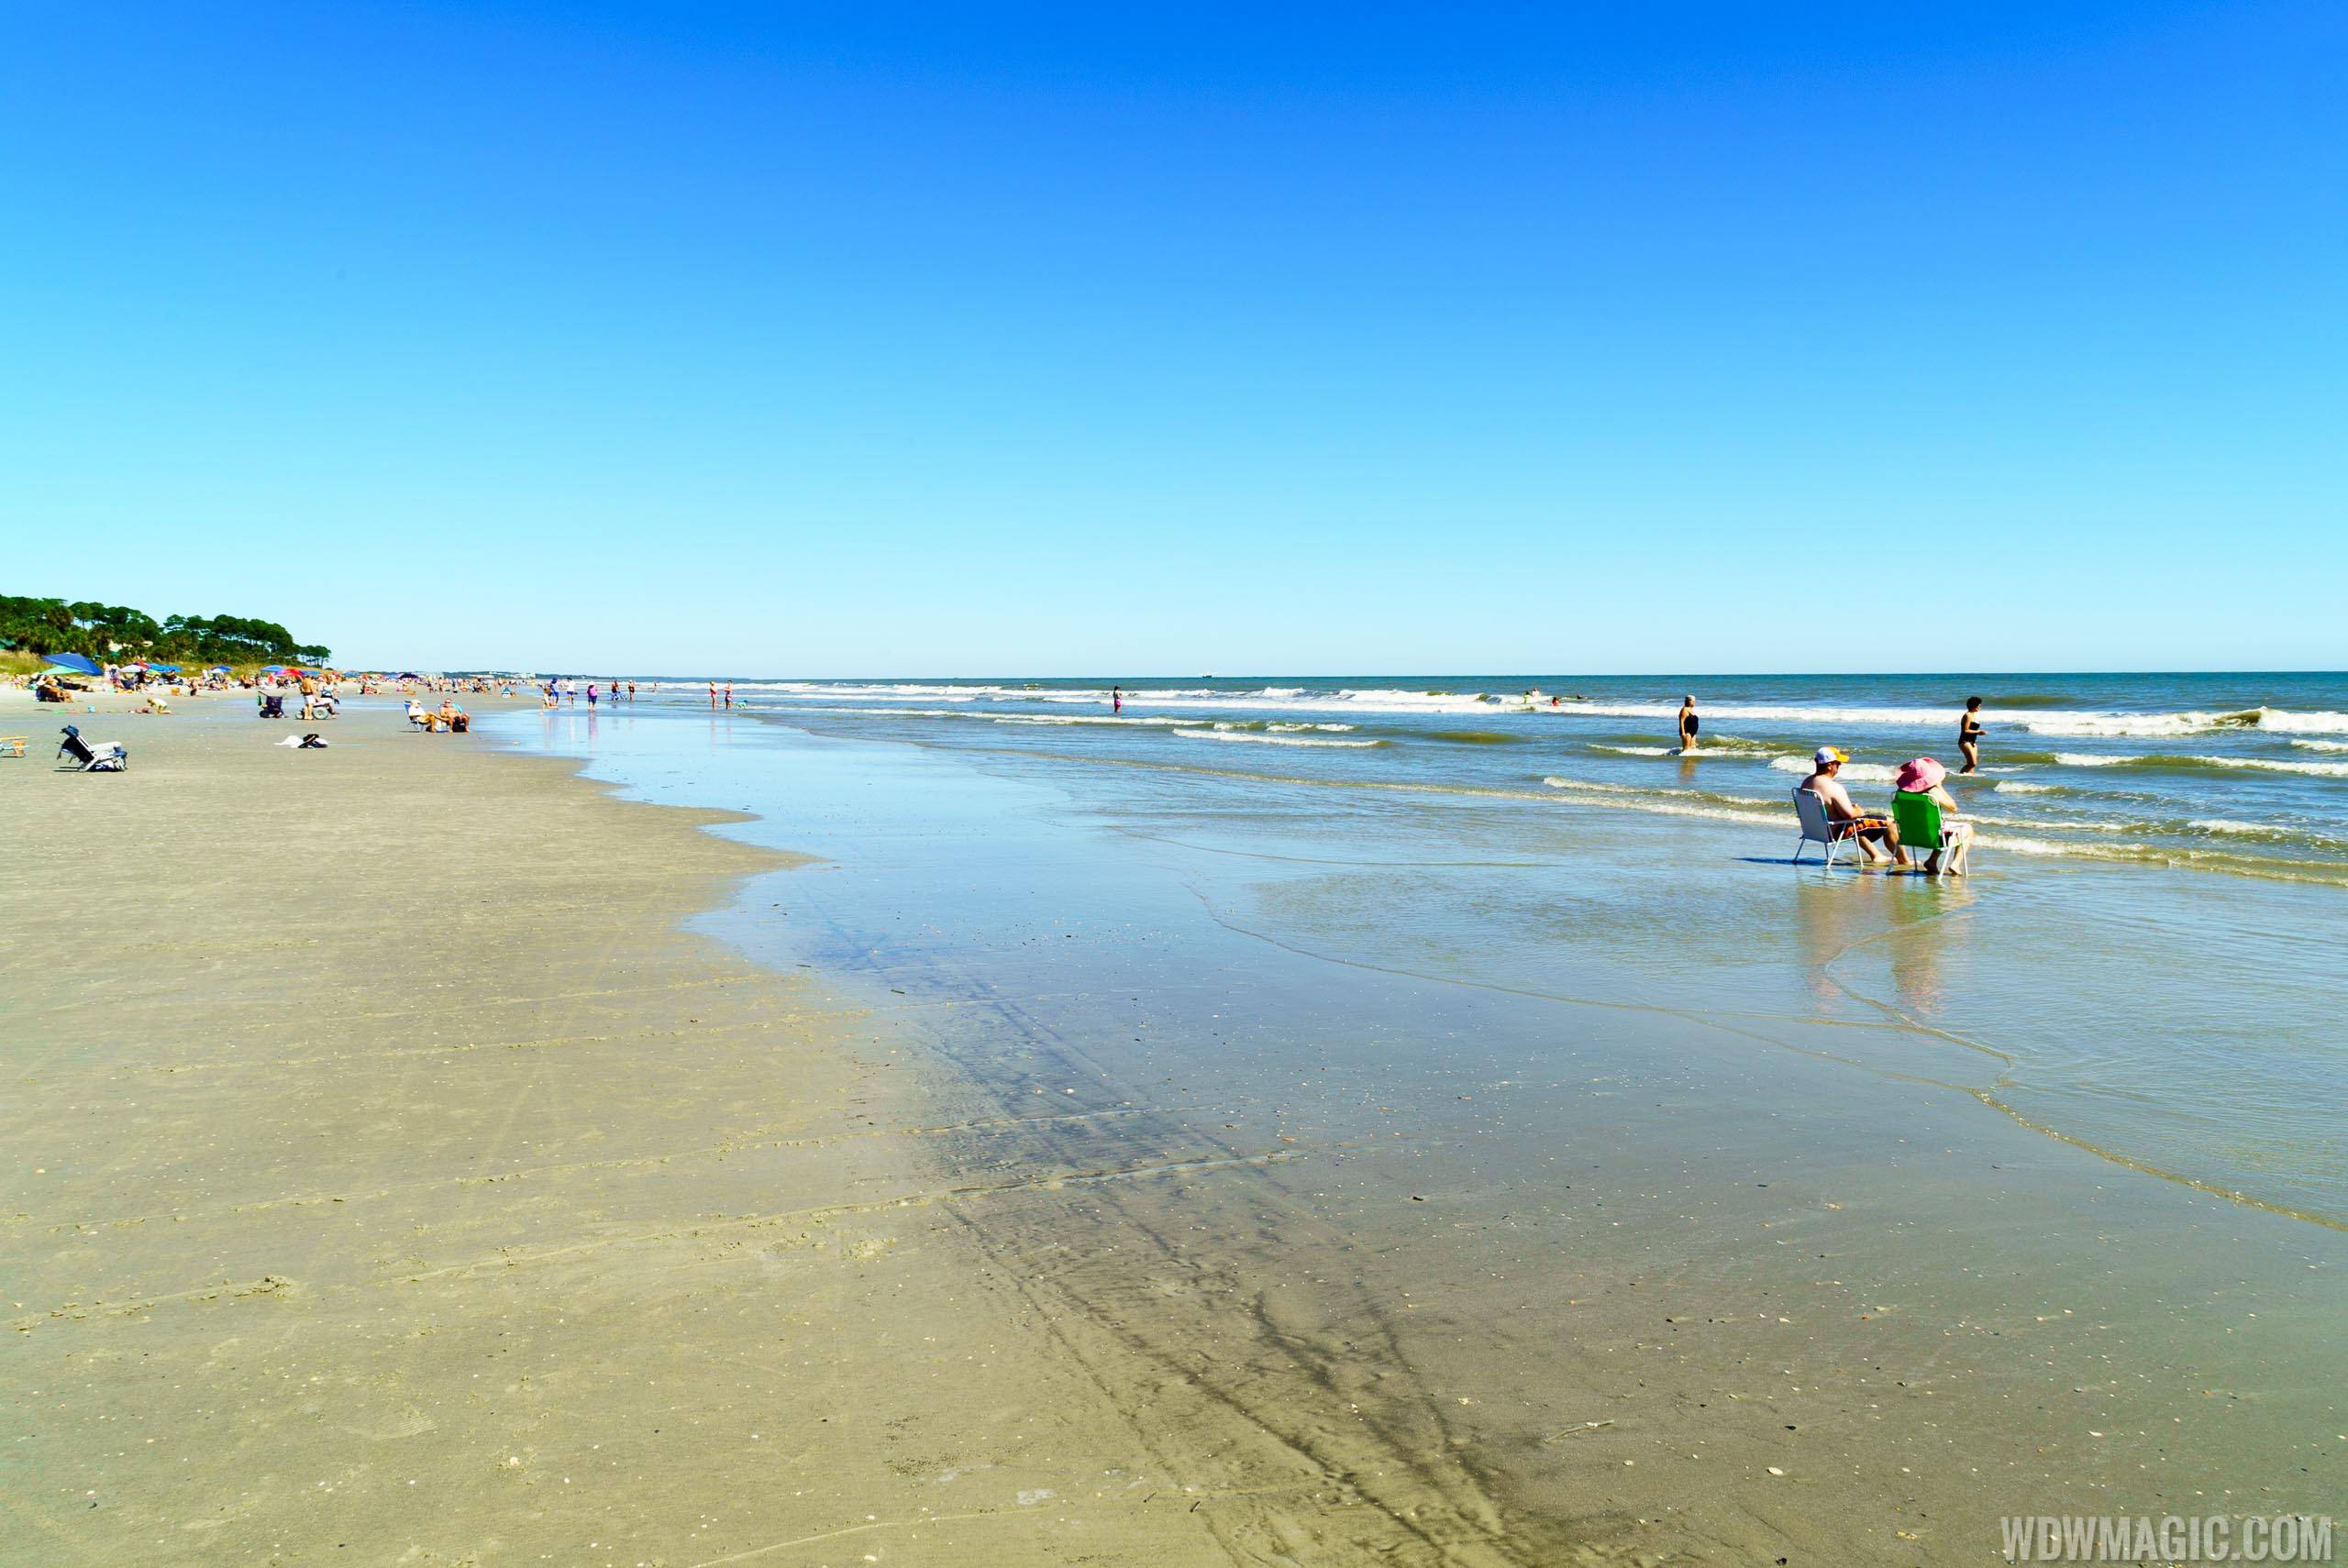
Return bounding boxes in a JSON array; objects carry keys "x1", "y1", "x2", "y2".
[{"x1": 4, "y1": 2, "x2": 2342, "y2": 674}]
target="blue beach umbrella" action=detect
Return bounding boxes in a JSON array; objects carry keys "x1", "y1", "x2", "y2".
[{"x1": 42, "y1": 652, "x2": 102, "y2": 676}]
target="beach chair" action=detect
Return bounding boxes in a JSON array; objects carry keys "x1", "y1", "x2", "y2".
[
  {"x1": 0, "y1": 735, "x2": 27, "y2": 758},
  {"x1": 1892, "y1": 790, "x2": 1970, "y2": 876},
  {"x1": 1790, "y1": 787, "x2": 1862, "y2": 867},
  {"x1": 57, "y1": 724, "x2": 127, "y2": 772},
  {"x1": 258, "y1": 693, "x2": 286, "y2": 719}
]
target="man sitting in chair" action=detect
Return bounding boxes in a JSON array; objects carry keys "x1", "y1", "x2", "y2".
[{"x1": 1800, "y1": 746, "x2": 1908, "y2": 867}]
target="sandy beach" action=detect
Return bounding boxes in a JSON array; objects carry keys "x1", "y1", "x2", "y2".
[
  {"x1": 2, "y1": 699, "x2": 1414, "y2": 1567},
  {"x1": 13, "y1": 1, "x2": 2344, "y2": 1556}
]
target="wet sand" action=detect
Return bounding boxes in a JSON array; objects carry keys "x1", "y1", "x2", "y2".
[
  {"x1": 511, "y1": 709, "x2": 2348, "y2": 1564},
  {"x1": 0, "y1": 701, "x2": 1388, "y2": 1566}
]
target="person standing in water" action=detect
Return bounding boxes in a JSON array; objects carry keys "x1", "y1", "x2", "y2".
[
  {"x1": 707, "y1": 681, "x2": 717, "y2": 709},
  {"x1": 1113, "y1": 686, "x2": 1123, "y2": 714},
  {"x1": 1958, "y1": 696, "x2": 1986, "y2": 774},
  {"x1": 723, "y1": 681, "x2": 734, "y2": 709},
  {"x1": 1677, "y1": 694, "x2": 1700, "y2": 754}
]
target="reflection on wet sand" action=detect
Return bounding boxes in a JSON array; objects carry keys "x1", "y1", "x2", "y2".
[{"x1": 1789, "y1": 867, "x2": 1983, "y2": 1022}]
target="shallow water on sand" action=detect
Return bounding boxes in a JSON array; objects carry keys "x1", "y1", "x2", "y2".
[
  {"x1": 504, "y1": 707, "x2": 2347, "y2": 1561},
  {"x1": 592, "y1": 672, "x2": 2348, "y2": 1229}
]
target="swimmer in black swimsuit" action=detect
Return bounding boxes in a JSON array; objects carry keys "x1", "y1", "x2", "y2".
[
  {"x1": 1959, "y1": 696, "x2": 1986, "y2": 774},
  {"x1": 1678, "y1": 695, "x2": 1700, "y2": 754}
]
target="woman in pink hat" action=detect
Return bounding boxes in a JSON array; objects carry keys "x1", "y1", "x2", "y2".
[{"x1": 1892, "y1": 756, "x2": 1972, "y2": 875}]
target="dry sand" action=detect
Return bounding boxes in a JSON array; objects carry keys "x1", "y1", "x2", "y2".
[{"x1": 4, "y1": 699, "x2": 1518, "y2": 1567}]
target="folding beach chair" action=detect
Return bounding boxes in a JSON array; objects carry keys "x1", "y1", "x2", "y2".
[
  {"x1": 57, "y1": 724, "x2": 127, "y2": 772},
  {"x1": 1790, "y1": 787, "x2": 1864, "y2": 867},
  {"x1": 1892, "y1": 790, "x2": 1971, "y2": 876},
  {"x1": 0, "y1": 735, "x2": 27, "y2": 758}
]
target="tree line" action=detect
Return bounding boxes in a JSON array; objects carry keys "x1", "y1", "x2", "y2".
[{"x1": 0, "y1": 595, "x2": 332, "y2": 666}]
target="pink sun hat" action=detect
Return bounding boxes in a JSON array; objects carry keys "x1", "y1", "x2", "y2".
[{"x1": 1894, "y1": 756, "x2": 1947, "y2": 793}]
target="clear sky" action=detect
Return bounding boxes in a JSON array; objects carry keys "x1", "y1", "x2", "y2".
[{"x1": 5, "y1": 2, "x2": 2342, "y2": 675}]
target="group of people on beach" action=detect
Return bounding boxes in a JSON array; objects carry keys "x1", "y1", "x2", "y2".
[
  {"x1": 1799, "y1": 746, "x2": 1972, "y2": 873},
  {"x1": 542, "y1": 678, "x2": 641, "y2": 709},
  {"x1": 405, "y1": 697, "x2": 471, "y2": 733},
  {"x1": 1671, "y1": 693, "x2": 1984, "y2": 875}
]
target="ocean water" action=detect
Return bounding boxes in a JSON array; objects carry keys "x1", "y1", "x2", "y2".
[{"x1": 499, "y1": 679, "x2": 2348, "y2": 1551}]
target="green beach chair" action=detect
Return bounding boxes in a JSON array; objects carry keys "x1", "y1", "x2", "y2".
[{"x1": 1891, "y1": 790, "x2": 1967, "y2": 875}]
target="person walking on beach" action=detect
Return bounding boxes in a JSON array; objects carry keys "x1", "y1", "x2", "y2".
[
  {"x1": 1678, "y1": 695, "x2": 1700, "y2": 754},
  {"x1": 724, "y1": 681, "x2": 734, "y2": 709},
  {"x1": 626, "y1": 680, "x2": 637, "y2": 702},
  {"x1": 587, "y1": 682, "x2": 599, "y2": 709},
  {"x1": 1958, "y1": 696, "x2": 1986, "y2": 774}
]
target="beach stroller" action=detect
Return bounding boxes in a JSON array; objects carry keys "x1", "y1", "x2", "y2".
[{"x1": 57, "y1": 724, "x2": 127, "y2": 772}]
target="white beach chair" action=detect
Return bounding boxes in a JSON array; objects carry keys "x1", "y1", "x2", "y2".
[
  {"x1": 56, "y1": 724, "x2": 127, "y2": 772},
  {"x1": 1791, "y1": 787, "x2": 1861, "y2": 867}
]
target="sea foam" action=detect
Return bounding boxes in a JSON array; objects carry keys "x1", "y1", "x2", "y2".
[
  {"x1": 1768, "y1": 756, "x2": 1899, "y2": 784},
  {"x1": 1172, "y1": 729, "x2": 1384, "y2": 749}
]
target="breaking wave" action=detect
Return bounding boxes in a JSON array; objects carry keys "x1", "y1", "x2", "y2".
[{"x1": 1173, "y1": 728, "x2": 1386, "y2": 749}]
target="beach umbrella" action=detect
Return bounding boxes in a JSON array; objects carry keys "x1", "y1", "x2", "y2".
[
  {"x1": 150, "y1": 664, "x2": 181, "y2": 674},
  {"x1": 43, "y1": 652, "x2": 102, "y2": 676},
  {"x1": 205, "y1": 666, "x2": 229, "y2": 676}
]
